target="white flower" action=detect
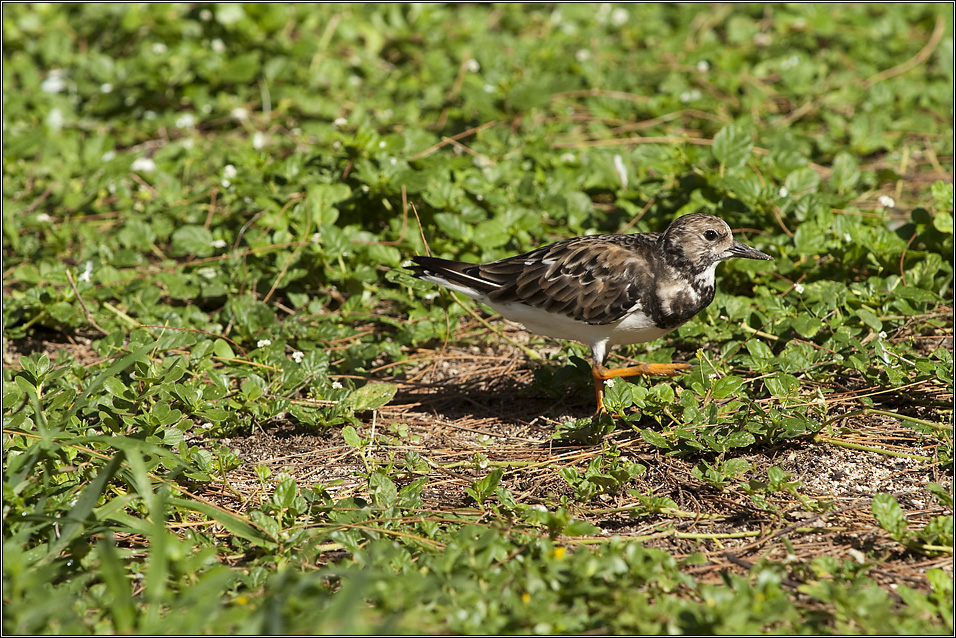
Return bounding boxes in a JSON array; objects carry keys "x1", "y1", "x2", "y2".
[
  {"x1": 610, "y1": 8, "x2": 629, "y2": 26},
  {"x1": 175, "y1": 113, "x2": 195, "y2": 129},
  {"x1": 221, "y1": 164, "x2": 237, "y2": 188},
  {"x1": 754, "y1": 33, "x2": 772, "y2": 47},
  {"x1": 199, "y1": 9, "x2": 212, "y2": 21},
  {"x1": 604, "y1": 378, "x2": 616, "y2": 388},
  {"x1": 41, "y1": 70, "x2": 66, "y2": 94},
  {"x1": 794, "y1": 283, "x2": 805, "y2": 294},
  {"x1": 613, "y1": 154, "x2": 628, "y2": 189},
  {"x1": 560, "y1": 153, "x2": 576, "y2": 163},
  {"x1": 378, "y1": 141, "x2": 386, "y2": 149},
  {"x1": 197, "y1": 266, "x2": 218, "y2": 279},
  {"x1": 575, "y1": 49, "x2": 591, "y2": 62},
  {"x1": 680, "y1": 89, "x2": 702, "y2": 103},
  {"x1": 46, "y1": 108, "x2": 64, "y2": 131},
  {"x1": 778, "y1": 186, "x2": 789, "y2": 198},
  {"x1": 257, "y1": 339, "x2": 271, "y2": 348},
  {"x1": 781, "y1": 55, "x2": 800, "y2": 70},
  {"x1": 312, "y1": 232, "x2": 321, "y2": 243},
  {"x1": 78, "y1": 261, "x2": 93, "y2": 283},
  {"x1": 100, "y1": 83, "x2": 113, "y2": 94},
  {"x1": 36, "y1": 213, "x2": 52, "y2": 223},
  {"x1": 252, "y1": 131, "x2": 266, "y2": 149},
  {"x1": 483, "y1": 83, "x2": 495, "y2": 93},
  {"x1": 211, "y1": 38, "x2": 226, "y2": 53},
  {"x1": 878, "y1": 195, "x2": 895, "y2": 208},
  {"x1": 231, "y1": 107, "x2": 249, "y2": 121},
  {"x1": 143, "y1": 110, "x2": 157, "y2": 120},
  {"x1": 131, "y1": 157, "x2": 156, "y2": 172},
  {"x1": 332, "y1": 380, "x2": 343, "y2": 390},
  {"x1": 101, "y1": 150, "x2": 116, "y2": 162},
  {"x1": 211, "y1": 239, "x2": 227, "y2": 249},
  {"x1": 464, "y1": 59, "x2": 480, "y2": 72},
  {"x1": 291, "y1": 351, "x2": 305, "y2": 363},
  {"x1": 424, "y1": 291, "x2": 438, "y2": 301},
  {"x1": 151, "y1": 43, "x2": 167, "y2": 54},
  {"x1": 696, "y1": 60, "x2": 710, "y2": 73},
  {"x1": 333, "y1": 117, "x2": 348, "y2": 128}
]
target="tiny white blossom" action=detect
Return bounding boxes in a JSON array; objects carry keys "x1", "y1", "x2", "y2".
[
  {"x1": 613, "y1": 154, "x2": 628, "y2": 189},
  {"x1": 41, "y1": 70, "x2": 66, "y2": 94},
  {"x1": 100, "y1": 83, "x2": 113, "y2": 94},
  {"x1": 252, "y1": 131, "x2": 266, "y2": 149},
  {"x1": 46, "y1": 108, "x2": 64, "y2": 130},
  {"x1": 560, "y1": 153, "x2": 576, "y2": 163},
  {"x1": 531, "y1": 504, "x2": 548, "y2": 512},
  {"x1": 778, "y1": 186, "x2": 789, "y2": 198},
  {"x1": 843, "y1": 233, "x2": 852, "y2": 242},
  {"x1": 423, "y1": 291, "x2": 438, "y2": 301},
  {"x1": 610, "y1": 8, "x2": 629, "y2": 26},
  {"x1": 151, "y1": 42, "x2": 167, "y2": 55},
  {"x1": 199, "y1": 9, "x2": 212, "y2": 21},
  {"x1": 464, "y1": 59, "x2": 480, "y2": 72},
  {"x1": 197, "y1": 266, "x2": 218, "y2": 279},
  {"x1": 781, "y1": 55, "x2": 800, "y2": 70},
  {"x1": 143, "y1": 110, "x2": 157, "y2": 120},
  {"x1": 231, "y1": 107, "x2": 249, "y2": 121},
  {"x1": 680, "y1": 89, "x2": 702, "y2": 103},
  {"x1": 754, "y1": 33, "x2": 772, "y2": 47},
  {"x1": 332, "y1": 380, "x2": 343, "y2": 389},
  {"x1": 312, "y1": 232, "x2": 321, "y2": 243},
  {"x1": 575, "y1": 49, "x2": 591, "y2": 62},
  {"x1": 257, "y1": 339, "x2": 271, "y2": 348},
  {"x1": 101, "y1": 150, "x2": 116, "y2": 162},
  {"x1": 604, "y1": 378, "x2": 616, "y2": 388},
  {"x1": 211, "y1": 38, "x2": 226, "y2": 53},
  {"x1": 794, "y1": 283, "x2": 805, "y2": 294},
  {"x1": 333, "y1": 117, "x2": 348, "y2": 128},
  {"x1": 378, "y1": 141, "x2": 386, "y2": 148},
  {"x1": 36, "y1": 213, "x2": 52, "y2": 223},
  {"x1": 696, "y1": 60, "x2": 710, "y2": 73},
  {"x1": 483, "y1": 83, "x2": 495, "y2": 93},
  {"x1": 211, "y1": 239, "x2": 227, "y2": 249},
  {"x1": 221, "y1": 164, "x2": 237, "y2": 188},
  {"x1": 878, "y1": 195, "x2": 895, "y2": 208},
  {"x1": 291, "y1": 351, "x2": 305, "y2": 363},
  {"x1": 131, "y1": 157, "x2": 156, "y2": 172},
  {"x1": 175, "y1": 113, "x2": 196, "y2": 129},
  {"x1": 78, "y1": 261, "x2": 93, "y2": 283}
]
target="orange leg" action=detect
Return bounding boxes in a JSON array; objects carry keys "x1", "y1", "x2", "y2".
[{"x1": 591, "y1": 361, "x2": 691, "y2": 414}]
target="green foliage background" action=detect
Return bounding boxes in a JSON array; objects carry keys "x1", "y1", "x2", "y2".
[{"x1": 3, "y1": 3, "x2": 953, "y2": 634}]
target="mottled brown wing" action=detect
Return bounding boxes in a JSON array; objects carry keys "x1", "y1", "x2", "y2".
[{"x1": 477, "y1": 233, "x2": 661, "y2": 325}]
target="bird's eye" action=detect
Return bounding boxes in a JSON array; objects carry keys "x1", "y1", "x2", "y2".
[{"x1": 703, "y1": 229, "x2": 719, "y2": 241}]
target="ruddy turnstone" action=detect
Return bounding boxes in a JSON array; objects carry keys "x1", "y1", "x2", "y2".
[{"x1": 410, "y1": 213, "x2": 773, "y2": 413}]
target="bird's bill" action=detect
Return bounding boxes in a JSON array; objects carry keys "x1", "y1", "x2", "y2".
[{"x1": 727, "y1": 240, "x2": 773, "y2": 261}]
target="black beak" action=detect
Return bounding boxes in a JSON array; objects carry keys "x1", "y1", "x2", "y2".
[{"x1": 728, "y1": 240, "x2": 773, "y2": 261}]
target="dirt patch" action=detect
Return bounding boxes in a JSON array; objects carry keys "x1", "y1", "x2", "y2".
[{"x1": 210, "y1": 321, "x2": 952, "y2": 597}]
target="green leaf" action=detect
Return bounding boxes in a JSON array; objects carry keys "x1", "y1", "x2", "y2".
[
  {"x1": 171, "y1": 225, "x2": 215, "y2": 258},
  {"x1": 711, "y1": 375, "x2": 744, "y2": 399},
  {"x1": 872, "y1": 493, "x2": 908, "y2": 541},
  {"x1": 641, "y1": 428, "x2": 670, "y2": 449},
  {"x1": 342, "y1": 425, "x2": 363, "y2": 449},
  {"x1": 712, "y1": 123, "x2": 753, "y2": 170},
  {"x1": 349, "y1": 382, "x2": 397, "y2": 411}
]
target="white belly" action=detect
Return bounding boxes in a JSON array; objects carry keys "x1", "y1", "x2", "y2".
[{"x1": 491, "y1": 300, "x2": 672, "y2": 349}]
